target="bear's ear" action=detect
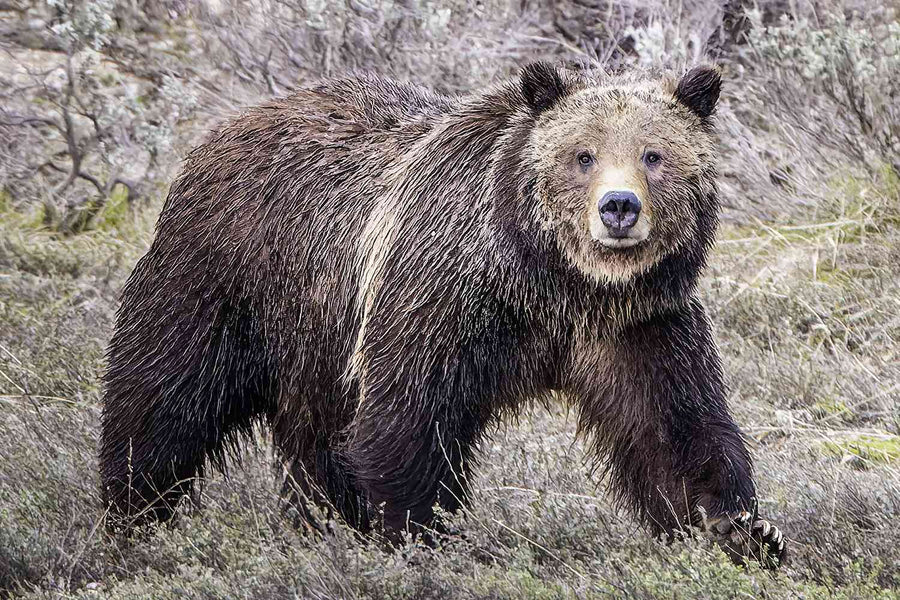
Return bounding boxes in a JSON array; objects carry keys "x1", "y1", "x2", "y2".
[
  {"x1": 674, "y1": 65, "x2": 721, "y2": 119},
  {"x1": 520, "y1": 62, "x2": 568, "y2": 116}
]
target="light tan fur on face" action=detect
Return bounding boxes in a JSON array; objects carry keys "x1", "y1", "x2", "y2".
[
  {"x1": 574, "y1": 164, "x2": 654, "y2": 283},
  {"x1": 560, "y1": 233, "x2": 654, "y2": 284},
  {"x1": 587, "y1": 165, "x2": 652, "y2": 248}
]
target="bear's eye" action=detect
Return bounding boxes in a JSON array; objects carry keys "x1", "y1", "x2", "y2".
[
  {"x1": 643, "y1": 151, "x2": 662, "y2": 167},
  {"x1": 577, "y1": 151, "x2": 594, "y2": 167}
]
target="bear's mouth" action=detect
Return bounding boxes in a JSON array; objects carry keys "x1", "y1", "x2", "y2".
[{"x1": 595, "y1": 237, "x2": 644, "y2": 249}]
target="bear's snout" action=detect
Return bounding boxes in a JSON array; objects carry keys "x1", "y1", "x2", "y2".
[{"x1": 599, "y1": 190, "x2": 642, "y2": 237}]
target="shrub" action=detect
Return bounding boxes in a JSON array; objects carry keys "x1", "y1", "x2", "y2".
[{"x1": 0, "y1": 0, "x2": 197, "y2": 233}]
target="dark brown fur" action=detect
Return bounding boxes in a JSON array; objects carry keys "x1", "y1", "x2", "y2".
[{"x1": 100, "y1": 64, "x2": 781, "y2": 562}]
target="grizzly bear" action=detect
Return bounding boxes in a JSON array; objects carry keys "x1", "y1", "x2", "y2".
[{"x1": 100, "y1": 62, "x2": 785, "y2": 566}]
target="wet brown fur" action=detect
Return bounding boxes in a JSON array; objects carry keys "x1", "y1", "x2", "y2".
[{"x1": 100, "y1": 64, "x2": 758, "y2": 541}]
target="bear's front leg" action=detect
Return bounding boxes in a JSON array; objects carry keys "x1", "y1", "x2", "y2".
[
  {"x1": 344, "y1": 375, "x2": 488, "y2": 541},
  {"x1": 343, "y1": 324, "x2": 496, "y2": 542},
  {"x1": 567, "y1": 297, "x2": 785, "y2": 568}
]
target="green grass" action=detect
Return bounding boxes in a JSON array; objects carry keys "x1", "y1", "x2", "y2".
[{"x1": 821, "y1": 435, "x2": 900, "y2": 468}]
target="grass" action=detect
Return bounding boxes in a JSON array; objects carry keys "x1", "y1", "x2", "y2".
[
  {"x1": 1, "y1": 167, "x2": 899, "y2": 598},
  {"x1": 821, "y1": 434, "x2": 900, "y2": 468}
]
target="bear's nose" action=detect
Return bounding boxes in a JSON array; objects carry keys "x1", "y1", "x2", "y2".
[{"x1": 599, "y1": 191, "x2": 642, "y2": 235}]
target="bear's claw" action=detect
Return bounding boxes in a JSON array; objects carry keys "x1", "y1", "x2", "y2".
[
  {"x1": 751, "y1": 518, "x2": 786, "y2": 556},
  {"x1": 702, "y1": 505, "x2": 786, "y2": 570},
  {"x1": 717, "y1": 516, "x2": 786, "y2": 569}
]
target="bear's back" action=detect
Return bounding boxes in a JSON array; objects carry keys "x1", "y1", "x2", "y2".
[
  {"x1": 306, "y1": 73, "x2": 457, "y2": 131},
  {"x1": 160, "y1": 74, "x2": 456, "y2": 228}
]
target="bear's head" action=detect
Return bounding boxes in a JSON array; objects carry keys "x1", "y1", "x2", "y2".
[{"x1": 520, "y1": 63, "x2": 721, "y2": 284}]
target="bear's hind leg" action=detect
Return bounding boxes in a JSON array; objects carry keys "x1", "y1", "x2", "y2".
[{"x1": 100, "y1": 301, "x2": 273, "y2": 526}]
